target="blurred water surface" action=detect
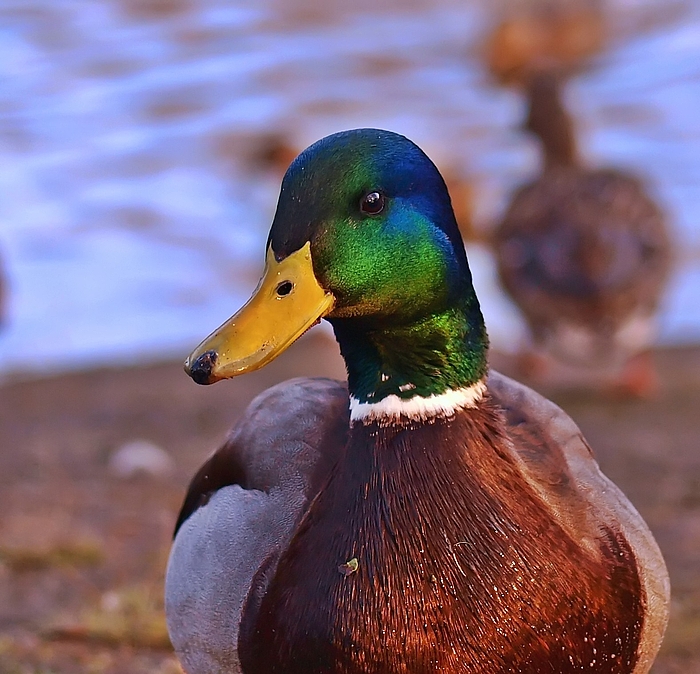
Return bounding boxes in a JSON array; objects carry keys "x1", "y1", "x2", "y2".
[{"x1": 0, "y1": 0, "x2": 698, "y2": 375}]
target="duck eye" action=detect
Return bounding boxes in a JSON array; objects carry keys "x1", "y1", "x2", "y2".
[
  {"x1": 360, "y1": 191, "x2": 385, "y2": 215},
  {"x1": 276, "y1": 281, "x2": 294, "y2": 297}
]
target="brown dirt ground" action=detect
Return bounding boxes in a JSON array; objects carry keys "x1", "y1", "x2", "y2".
[{"x1": 0, "y1": 331, "x2": 698, "y2": 673}]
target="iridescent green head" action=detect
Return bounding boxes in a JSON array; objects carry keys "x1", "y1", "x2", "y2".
[
  {"x1": 270, "y1": 129, "x2": 472, "y2": 324},
  {"x1": 186, "y1": 129, "x2": 488, "y2": 402}
]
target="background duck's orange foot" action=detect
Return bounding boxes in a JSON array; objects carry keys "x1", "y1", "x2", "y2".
[{"x1": 608, "y1": 351, "x2": 659, "y2": 399}]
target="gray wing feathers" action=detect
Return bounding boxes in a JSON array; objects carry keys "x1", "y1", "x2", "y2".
[
  {"x1": 166, "y1": 378, "x2": 348, "y2": 674},
  {"x1": 166, "y1": 486, "x2": 296, "y2": 674}
]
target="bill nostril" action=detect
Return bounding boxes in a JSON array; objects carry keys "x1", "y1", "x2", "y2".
[
  {"x1": 189, "y1": 350, "x2": 218, "y2": 385},
  {"x1": 276, "y1": 280, "x2": 294, "y2": 297}
]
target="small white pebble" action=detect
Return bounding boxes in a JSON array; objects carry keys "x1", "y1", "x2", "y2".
[
  {"x1": 109, "y1": 439, "x2": 174, "y2": 478},
  {"x1": 101, "y1": 590, "x2": 121, "y2": 612}
]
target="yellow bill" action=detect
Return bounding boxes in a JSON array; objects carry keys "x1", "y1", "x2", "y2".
[{"x1": 184, "y1": 242, "x2": 335, "y2": 384}]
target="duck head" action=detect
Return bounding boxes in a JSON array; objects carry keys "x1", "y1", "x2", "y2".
[{"x1": 185, "y1": 129, "x2": 488, "y2": 403}]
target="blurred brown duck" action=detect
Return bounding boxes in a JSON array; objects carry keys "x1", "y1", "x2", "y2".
[
  {"x1": 493, "y1": 73, "x2": 672, "y2": 395},
  {"x1": 485, "y1": 4, "x2": 605, "y2": 86}
]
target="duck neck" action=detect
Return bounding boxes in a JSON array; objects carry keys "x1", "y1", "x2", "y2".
[
  {"x1": 329, "y1": 294, "x2": 488, "y2": 414},
  {"x1": 526, "y1": 76, "x2": 578, "y2": 169}
]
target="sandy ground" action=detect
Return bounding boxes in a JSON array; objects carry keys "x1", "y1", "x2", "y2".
[{"x1": 0, "y1": 331, "x2": 698, "y2": 673}]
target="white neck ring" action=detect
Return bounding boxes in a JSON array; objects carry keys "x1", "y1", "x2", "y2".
[{"x1": 349, "y1": 379, "x2": 487, "y2": 425}]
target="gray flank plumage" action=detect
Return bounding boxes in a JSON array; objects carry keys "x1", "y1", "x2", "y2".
[{"x1": 165, "y1": 378, "x2": 348, "y2": 673}]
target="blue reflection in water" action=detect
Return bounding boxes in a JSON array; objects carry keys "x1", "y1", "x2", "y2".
[{"x1": 0, "y1": 0, "x2": 697, "y2": 375}]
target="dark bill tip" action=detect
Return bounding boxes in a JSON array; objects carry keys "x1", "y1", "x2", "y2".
[{"x1": 186, "y1": 350, "x2": 218, "y2": 385}]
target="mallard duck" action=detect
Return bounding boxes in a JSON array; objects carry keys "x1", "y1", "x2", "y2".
[
  {"x1": 493, "y1": 73, "x2": 672, "y2": 394},
  {"x1": 166, "y1": 129, "x2": 669, "y2": 674}
]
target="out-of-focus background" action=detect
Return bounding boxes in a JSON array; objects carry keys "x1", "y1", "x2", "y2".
[{"x1": 0, "y1": 0, "x2": 698, "y2": 672}]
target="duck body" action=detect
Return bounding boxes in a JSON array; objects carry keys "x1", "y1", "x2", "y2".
[
  {"x1": 496, "y1": 167, "x2": 670, "y2": 366},
  {"x1": 240, "y1": 379, "x2": 651, "y2": 674},
  {"x1": 494, "y1": 75, "x2": 672, "y2": 379},
  {"x1": 167, "y1": 373, "x2": 667, "y2": 674},
  {"x1": 166, "y1": 129, "x2": 669, "y2": 673}
]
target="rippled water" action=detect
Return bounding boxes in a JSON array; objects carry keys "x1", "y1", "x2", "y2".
[{"x1": 0, "y1": 0, "x2": 698, "y2": 376}]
